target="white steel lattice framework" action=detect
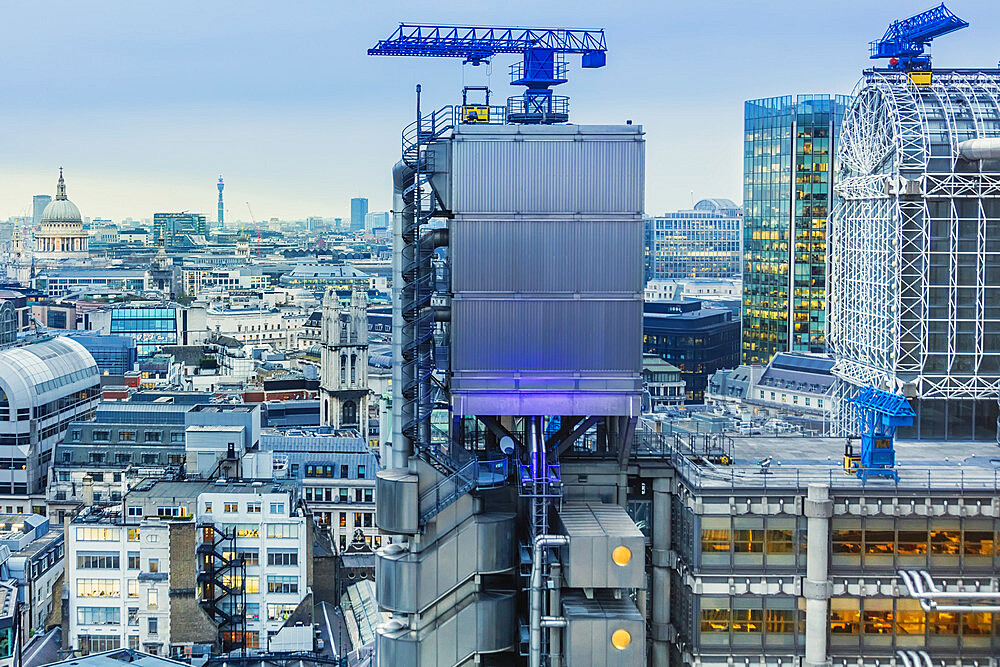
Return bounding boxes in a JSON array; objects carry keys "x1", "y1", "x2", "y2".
[{"x1": 829, "y1": 70, "x2": 1000, "y2": 434}]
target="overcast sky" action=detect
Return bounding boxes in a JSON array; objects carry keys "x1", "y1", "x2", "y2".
[{"x1": 2, "y1": 0, "x2": 998, "y2": 222}]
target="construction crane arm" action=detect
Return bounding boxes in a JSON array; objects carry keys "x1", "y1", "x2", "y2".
[
  {"x1": 368, "y1": 24, "x2": 606, "y2": 66},
  {"x1": 869, "y1": 3, "x2": 968, "y2": 70}
]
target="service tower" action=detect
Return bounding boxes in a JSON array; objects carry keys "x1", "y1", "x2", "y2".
[{"x1": 370, "y1": 26, "x2": 648, "y2": 666}]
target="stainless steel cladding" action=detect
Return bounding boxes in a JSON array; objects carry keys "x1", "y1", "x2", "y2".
[
  {"x1": 562, "y1": 592, "x2": 645, "y2": 667},
  {"x1": 448, "y1": 124, "x2": 644, "y2": 214},
  {"x1": 375, "y1": 469, "x2": 419, "y2": 535},
  {"x1": 446, "y1": 124, "x2": 645, "y2": 416},
  {"x1": 556, "y1": 502, "x2": 646, "y2": 589}
]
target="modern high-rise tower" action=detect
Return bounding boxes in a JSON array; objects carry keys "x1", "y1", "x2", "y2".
[
  {"x1": 350, "y1": 197, "x2": 368, "y2": 231},
  {"x1": 741, "y1": 94, "x2": 850, "y2": 365},
  {"x1": 217, "y1": 175, "x2": 224, "y2": 229},
  {"x1": 31, "y1": 195, "x2": 51, "y2": 226}
]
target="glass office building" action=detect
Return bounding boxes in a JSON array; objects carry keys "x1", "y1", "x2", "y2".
[
  {"x1": 742, "y1": 94, "x2": 849, "y2": 364},
  {"x1": 109, "y1": 307, "x2": 178, "y2": 357},
  {"x1": 646, "y1": 199, "x2": 743, "y2": 281}
]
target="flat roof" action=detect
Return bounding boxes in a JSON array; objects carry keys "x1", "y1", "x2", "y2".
[{"x1": 635, "y1": 434, "x2": 1000, "y2": 493}]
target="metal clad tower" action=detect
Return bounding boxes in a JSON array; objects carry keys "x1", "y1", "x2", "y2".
[
  {"x1": 829, "y1": 6, "x2": 1000, "y2": 439},
  {"x1": 217, "y1": 175, "x2": 224, "y2": 229},
  {"x1": 371, "y1": 25, "x2": 647, "y2": 666}
]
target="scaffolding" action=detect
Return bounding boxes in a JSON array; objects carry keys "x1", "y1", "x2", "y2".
[{"x1": 829, "y1": 69, "x2": 1000, "y2": 435}]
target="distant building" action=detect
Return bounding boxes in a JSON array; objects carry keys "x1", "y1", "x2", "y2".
[
  {"x1": 641, "y1": 353, "x2": 685, "y2": 410},
  {"x1": 260, "y1": 433, "x2": 381, "y2": 551},
  {"x1": 363, "y1": 211, "x2": 389, "y2": 234},
  {"x1": 643, "y1": 300, "x2": 740, "y2": 403},
  {"x1": 34, "y1": 170, "x2": 89, "y2": 260},
  {"x1": 645, "y1": 199, "x2": 742, "y2": 282},
  {"x1": 742, "y1": 94, "x2": 849, "y2": 364},
  {"x1": 0, "y1": 337, "x2": 100, "y2": 510},
  {"x1": 33, "y1": 268, "x2": 152, "y2": 298},
  {"x1": 350, "y1": 198, "x2": 368, "y2": 231},
  {"x1": 65, "y1": 479, "x2": 310, "y2": 656},
  {"x1": 320, "y1": 290, "x2": 369, "y2": 431},
  {"x1": 152, "y1": 212, "x2": 207, "y2": 246},
  {"x1": 278, "y1": 264, "x2": 373, "y2": 292},
  {"x1": 0, "y1": 513, "x2": 64, "y2": 639},
  {"x1": 31, "y1": 195, "x2": 51, "y2": 226}
]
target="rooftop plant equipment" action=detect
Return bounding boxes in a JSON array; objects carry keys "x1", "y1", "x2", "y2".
[
  {"x1": 870, "y1": 3, "x2": 968, "y2": 72},
  {"x1": 846, "y1": 387, "x2": 916, "y2": 482},
  {"x1": 368, "y1": 24, "x2": 607, "y2": 124}
]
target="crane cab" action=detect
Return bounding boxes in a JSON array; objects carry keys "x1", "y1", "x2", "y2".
[{"x1": 843, "y1": 438, "x2": 861, "y2": 475}]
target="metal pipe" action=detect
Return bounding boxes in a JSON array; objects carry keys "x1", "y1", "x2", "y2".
[
  {"x1": 540, "y1": 616, "x2": 566, "y2": 628},
  {"x1": 916, "y1": 650, "x2": 933, "y2": 667},
  {"x1": 958, "y1": 137, "x2": 1000, "y2": 160},
  {"x1": 895, "y1": 651, "x2": 913, "y2": 667},
  {"x1": 898, "y1": 570, "x2": 1000, "y2": 612},
  {"x1": 418, "y1": 227, "x2": 448, "y2": 251},
  {"x1": 529, "y1": 533, "x2": 568, "y2": 667}
]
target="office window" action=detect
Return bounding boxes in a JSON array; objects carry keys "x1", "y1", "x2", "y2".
[
  {"x1": 339, "y1": 465, "x2": 348, "y2": 478},
  {"x1": 77, "y1": 607, "x2": 121, "y2": 625},
  {"x1": 204, "y1": 502, "x2": 213, "y2": 513},
  {"x1": 224, "y1": 503, "x2": 238, "y2": 513},
  {"x1": 267, "y1": 603, "x2": 298, "y2": 621},
  {"x1": 357, "y1": 465, "x2": 366, "y2": 478},
  {"x1": 701, "y1": 517, "x2": 731, "y2": 565},
  {"x1": 76, "y1": 579, "x2": 121, "y2": 597},
  {"x1": 247, "y1": 502, "x2": 261, "y2": 514},
  {"x1": 127, "y1": 552, "x2": 140, "y2": 569},
  {"x1": 144, "y1": 431, "x2": 162, "y2": 443},
  {"x1": 128, "y1": 528, "x2": 140, "y2": 542},
  {"x1": 127, "y1": 608, "x2": 138, "y2": 626},
  {"x1": 354, "y1": 512, "x2": 362, "y2": 527},
  {"x1": 269, "y1": 503, "x2": 285, "y2": 514},
  {"x1": 266, "y1": 523, "x2": 297, "y2": 538},
  {"x1": 339, "y1": 488, "x2": 349, "y2": 501},
  {"x1": 77, "y1": 554, "x2": 120, "y2": 569},
  {"x1": 148, "y1": 617, "x2": 158, "y2": 635},
  {"x1": 127, "y1": 580, "x2": 138, "y2": 598},
  {"x1": 339, "y1": 512, "x2": 346, "y2": 528},
  {"x1": 119, "y1": 430, "x2": 136, "y2": 442},
  {"x1": 93, "y1": 430, "x2": 110, "y2": 442},
  {"x1": 76, "y1": 527, "x2": 120, "y2": 541},
  {"x1": 364, "y1": 489, "x2": 372, "y2": 503},
  {"x1": 267, "y1": 575, "x2": 298, "y2": 594},
  {"x1": 147, "y1": 589, "x2": 158, "y2": 609},
  {"x1": 267, "y1": 550, "x2": 298, "y2": 566},
  {"x1": 148, "y1": 558, "x2": 159, "y2": 573}
]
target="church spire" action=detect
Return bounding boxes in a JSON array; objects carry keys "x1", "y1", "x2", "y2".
[{"x1": 56, "y1": 168, "x2": 67, "y2": 201}]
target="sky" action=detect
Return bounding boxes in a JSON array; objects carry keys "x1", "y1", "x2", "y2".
[{"x1": 2, "y1": 0, "x2": 999, "y2": 222}]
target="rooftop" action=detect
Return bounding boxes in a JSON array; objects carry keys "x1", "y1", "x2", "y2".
[
  {"x1": 40, "y1": 649, "x2": 188, "y2": 667},
  {"x1": 632, "y1": 430, "x2": 1000, "y2": 494}
]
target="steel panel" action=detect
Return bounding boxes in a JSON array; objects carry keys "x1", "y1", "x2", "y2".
[
  {"x1": 450, "y1": 125, "x2": 644, "y2": 214},
  {"x1": 375, "y1": 469, "x2": 418, "y2": 535},
  {"x1": 451, "y1": 297, "x2": 641, "y2": 373},
  {"x1": 450, "y1": 218, "x2": 643, "y2": 294}
]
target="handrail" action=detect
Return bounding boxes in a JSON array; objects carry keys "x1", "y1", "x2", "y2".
[
  {"x1": 418, "y1": 457, "x2": 478, "y2": 525},
  {"x1": 624, "y1": 426, "x2": 1000, "y2": 493}
]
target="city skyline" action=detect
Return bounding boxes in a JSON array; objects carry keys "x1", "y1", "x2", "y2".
[{"x1": 3, "y1": 1, "x2": 1000, "y2": 220}]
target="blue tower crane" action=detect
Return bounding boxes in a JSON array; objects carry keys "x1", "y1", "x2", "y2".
[
  {"x1": 844, "y1": 387, "x2": 916, "y2": 483},
  {"x1": 368, "y1": 24, "x2": 607, "y2": 124},
  {"x1": 870, "y1": 3, "x2": 968, "y2": 72}
]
